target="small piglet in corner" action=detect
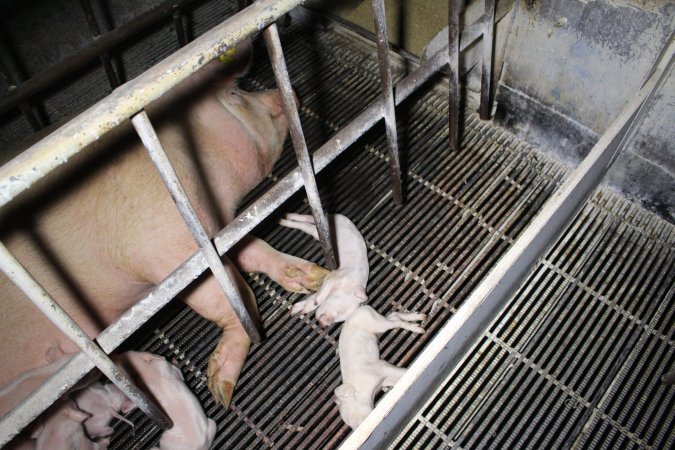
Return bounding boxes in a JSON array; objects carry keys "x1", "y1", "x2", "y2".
[
  {"x1": 116, "y1": 352, "x2": 216, "y2": 450},
  {"x1": 72, "y1": 381, "x2": 136, "y2": 439},
  {"x1": 334, "y1": 306, "x2": 425, "y2": 429},
  {"x1": 279, "y1": 213, "x2": 368, "y2": 327}
]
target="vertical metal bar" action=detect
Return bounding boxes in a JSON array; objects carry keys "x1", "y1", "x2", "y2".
[
  {"x1": 173, "y1": 10, "x2": 189, "y2": 47},
  {"x1": 479, "y1": 0, "x2": 496, "y2": 120},
  {"x1": 78, "y1": 0, "x2": 120, "y2": 88},
  {"x1": 371, "y1": 0, "x2": 403, "y2": 205},
  {"x1": 448, "y1": 0, "x2": 462, "y2": 151},
  {"x1": 0, "y1": 56, "x2": 42, "y2": 131},
  {"x1": 263, "y1": 23, "x2": 338, "y2": 270},
  {"x1": 131, "y1": 110, "x2": 262, "y2": 343},
  {"x1": 0, "y1": 242, "x2": 172, "y2": 431}
]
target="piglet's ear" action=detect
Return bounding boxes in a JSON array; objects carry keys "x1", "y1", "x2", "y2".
[{"x1": 63, "y1": 407, "x2": 91, "y2": 423}]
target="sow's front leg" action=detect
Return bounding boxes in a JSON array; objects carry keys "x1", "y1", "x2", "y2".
[{"x1": 182, "y1": 258, "x2": 257, "y2": 408}]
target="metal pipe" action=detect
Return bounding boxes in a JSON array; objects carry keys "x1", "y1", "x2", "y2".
[
  {"x1": 78, "y1": 0, "x2": 120, "y2": 89},
  {"x1": 263, "y1": 22, "x2": 338, "y2": 270},
  {"x1": 0, "y1": 48, "x2": 449, "y2": 445},
  {"x1": 0, "y1": 242, "x2": 173, "y2": 436},
  {"x1": 479, "y1": 0, "x2": 495, "y2": 120},
  {"x1": 131, "y1": 110, "x2": 262, "y2": 343},
  {"x1": 448, "y1": 0, "x2": 462, "y2": 151},
  {"x1": 371, "y1": 0, "x2": 403, "y2": 205},
  {"x1": 0, "y1": 0, "x2": 305, "y2": 210}
]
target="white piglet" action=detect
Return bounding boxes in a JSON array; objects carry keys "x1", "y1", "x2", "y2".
[
  {"x1": 117, "y1": 352, "x2": 216, "y2": 450},
  {"x1": 334, "y1": 305, "x2": 425, "y2": 429},
  {"x1": 72, "y1": 381, "x2": 136, "y2": 439},
  {"x1": 280, "y1": 213, "x2": 368, "y2": 326}
]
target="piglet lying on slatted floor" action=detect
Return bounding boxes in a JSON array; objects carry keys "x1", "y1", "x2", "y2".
[
  {"x1": 335, "y1": 306, "x2": 425, "y2": 429},
  {"x1": 116, "y1": 351, "x2": 216, "y2": 450},
  {"x1": 7, "y1": 351, "x2": 214, "y2": 450},
  {"x1": 279, "y1": 213, "x2": 368, "y2": 327},
  {"x1": 280, "y1": 212, "x2": 424, "y2": 428}
]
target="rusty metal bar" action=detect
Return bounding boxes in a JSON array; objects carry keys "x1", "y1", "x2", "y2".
[
  {"x1": 0, "y1": 48, "x2": 449, "y2": 446},
  {"x1": 371, "y1": 0, "x2": 403, "y2": 205},
  {"x1": 0, "y1": 0, "x2": 305, "y2": 210},
  {"x1": 0, "y1": 241, "x2": 173, "y2": 435},
  {"x1": 263, "y1": 22, "x2": 338, "y2": 270},
  {"x1": 448, "y1": 0, "x2": 462, "y2": 151},
  {"x1": 131, "y1": 110, "x2": 262, "y2": 343},
  {"x1": 78, "y1": 0, "x2": 120, "y2": 89},
  {"x1": 479, "y1": 0, "x2": 495, "y2": 120},
  {"x1": 173, "y1": 10, "x2": 189, "y2": 47}
]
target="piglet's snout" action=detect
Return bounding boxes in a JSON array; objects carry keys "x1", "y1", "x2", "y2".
[{"x1": 318, "y1": 314, "x2": 334, "y2": 328}]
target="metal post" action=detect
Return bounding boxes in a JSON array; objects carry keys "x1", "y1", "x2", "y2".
[
  {"x1": 131, "y1": 110, "x2": 262, "y2": 343},
  {"x1": 263, "y1": 23, "x2": 338, "y2": 270},
  {"x1": 0, "y1": 242, "x2": 172, "y2": 431},
  {"x1": 173, "y1": 10, "x2": 189, "y2": 47},
  {"x1": 0, "y1": 56, "x2": 42, "y2": 131},
  {"x1": 479, "y1": 0, "x2": 496, "y2": 120},
  {"x1": 371, "y1": 0, "x2": 403, "y2": 205},
  {"x1": 448, "y1": 0, "x2": 462, "y2": 151},
  {"x1": 78, "y1": 0, "x2": 120, "y2": 89}
]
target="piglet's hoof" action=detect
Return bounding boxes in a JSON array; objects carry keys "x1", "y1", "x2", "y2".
[
  {"x1": 279, "y1": 263, "x2": 330, "y2": 294},
  {"x1": 207, "y1": 352, "x2": 235, "y2": 408}
]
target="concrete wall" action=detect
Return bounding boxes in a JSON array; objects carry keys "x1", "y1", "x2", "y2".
[{"x1": 494, "y1": 0, "x2": 674, "y2": 221}]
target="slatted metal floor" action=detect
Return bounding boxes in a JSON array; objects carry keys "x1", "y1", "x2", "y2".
[
  {"x1": 390, "y1": 190, "x2": 675, "y2": 450},
  {"x1": 59, "y1": 11, "x2": 670, "y2": 450}
]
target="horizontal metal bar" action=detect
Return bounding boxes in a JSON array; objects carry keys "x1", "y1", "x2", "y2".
[
  {"x1": 338, "y1": 41, "x2": 673, "y2": 450},
  {"x1": 0, "y1": 242, "x2": 172, "y2": 447},
  {"x1": 0, "y1": 0, "x2": 304, "y2": 210},
  {"x1": 263, "y1": 22, "x2": 338, "y2": 270},
  {"x1": 371, "y1": 0, "x2": 403, "y2": 205},
  {"x1": 131, "y1": 110, "x2": 262, "y2": 343},
  {"x1": 0, "y1": 46, "x2": 449, "y2": 443}
]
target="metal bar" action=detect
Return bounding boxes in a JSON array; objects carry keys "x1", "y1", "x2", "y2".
[
  {"x1": 479, "y1": 0, "x2": 495, "y2": 120},
  {"x1": 0, "y1": 48, "x2": 449, "y2": 445},
  {"x1": 0, "y1": 242, "x2": 173, "y2": 436},
  {"x1": 0, "y1": 0, "x2": 209, "y2": 117},
  {"x1": 338, "y1": 42, "x2": 673, "y2": 450},
  {"x1": 131, "y1": 110, "x2": 262, "y2": 343},
  {"x1": 371, "y1": 0, "x2": 403, "y2": 205},
  {"x1": 263, "y1": 22, "x2": 338, "y2": 270},
  {"x1": 173, "y1": 10, "x2": 189, "y2": 47},
  {"x1": 0, "y1": 56, "x2": 42, "y2": 131},
  {"x1": 448, "y1": 0, "x2": 462, "y2": 151},
  {"x1": 0, "y1": 0, "x2": 304, "y2": 210},
  {"x1": 78, "y1": 0, "x2": 120, "y2": 88}
]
